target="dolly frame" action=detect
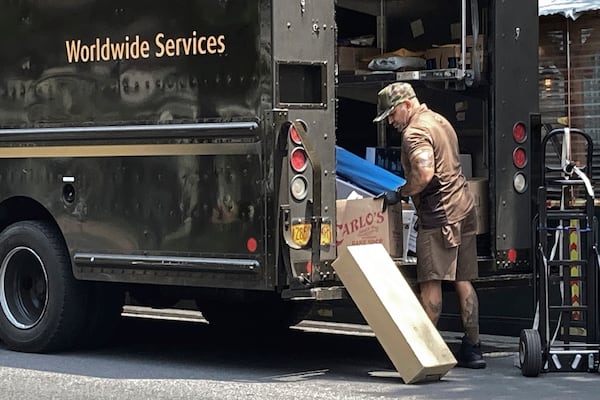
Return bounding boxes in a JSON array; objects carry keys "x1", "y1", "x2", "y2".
[{"x1": 519, "y1": 128, "x2": 600, "y2": 377}]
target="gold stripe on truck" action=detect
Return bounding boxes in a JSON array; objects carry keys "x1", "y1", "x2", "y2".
[{"x1": 0, "y1": 143, "x2": 259, "y2": 158}]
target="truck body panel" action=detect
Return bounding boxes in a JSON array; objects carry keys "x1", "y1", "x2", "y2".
[
  {"x1": 0, "y1": 0, "x2": 337, "y2": 295},
  {"x1": 0, "y1": 0, "x2": 553, "y2": 349}
]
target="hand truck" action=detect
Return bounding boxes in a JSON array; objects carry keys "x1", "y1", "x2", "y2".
[{"x1": 519, "y1": 128, "x2": 600, "y2": 376}]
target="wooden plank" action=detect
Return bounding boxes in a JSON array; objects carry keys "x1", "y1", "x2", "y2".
[{"x1": 332, "y1": 244, "x2": 456, "y2": 383}]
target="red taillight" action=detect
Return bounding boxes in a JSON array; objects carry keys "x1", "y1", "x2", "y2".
[
  {"x1": 513, "y1": 122, "x2": 527, "y2": 143},
  {"x1": 288, "y1": 120, "x2": 310, "y2": 202},
  {"x1": 306, "y1": 261, "x2": 313, "y2": 274},
  {"x1": 513, "y1": 146, "x2": 527, "y2": 168},
  {"x1": 289, "y1": 124, "x2": 302, "y2": 145},
  {"x1": 290, "y1": 147, "x2": 308, "y2": 172},
  {"x1": 247, "y1": 237, "x2": 257, "y2": 253},
  {"x1": 507, "y1": 248, "x2": 517, "y2": 263}
]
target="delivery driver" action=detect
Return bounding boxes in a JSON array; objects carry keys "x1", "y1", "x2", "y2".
[{"x1": 373, "y1": 82, "x2": 485, "y2": 369}]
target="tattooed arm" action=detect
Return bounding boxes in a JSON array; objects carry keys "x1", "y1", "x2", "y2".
[{"x1": 400, "y1": 146, "x2": 435, "y2": 196}]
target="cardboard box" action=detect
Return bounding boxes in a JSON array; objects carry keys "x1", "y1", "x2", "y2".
[
  {"x1": 467, "y1": 178, "x2": 489, "y2": 234},
  {"x1": 465, "y1": 51, "x2": 486, "y2": 71},
  {"x1": 426, "y1": 39, "x2": 486, "y2": 71},
  {"x1": 332, "y1": 244, "x2": 457, "y2": 383},
  {"x1": 441, "y1": 44, "x2": 461, "y2": 69},
  {"x1": 465, "y1": 35, "x2": 486, "y2": 71},
  {"x1": 425, "y1": 44, "x2": 461, "y2": 69},
  {"x1": 466, "y1": 35, "x2": 485, "y2": 50},
  {"x1": 336, "y1": 197, "x2": 403, "y2": 258},
  {"x1": 337, "y1": 46, "x2": 380, "y2": 71},
  {"x1": 424, "y1": 47, "x2": 444, "y2": 70}
]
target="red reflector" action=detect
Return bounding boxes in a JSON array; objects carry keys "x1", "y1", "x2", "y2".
[
  {"x1": 507, "y1": 249, "x2": 517, "y2": 263},
  {"x1": 247, "y1": 238, "x2": 258, "y2": 253},
  {"x1": 513, "y1": 122, "x2": 527, "y2": 143},
  {"x1": 289, "y1": 124, "x2": 302, "y2": 145},
  {"x1": 290, "y1": 147, "x2": 308, "y2": 172},
  {"x1": 306, "y1": 261, "x2": 312, "y2": 275},
  {"x1": 513, "y1": 147, "x2": 527, "y2": 168}
]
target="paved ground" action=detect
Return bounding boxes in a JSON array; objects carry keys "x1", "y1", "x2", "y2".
[{"x1": 0, "y1": 308, "x2": 597, "y2": 399}]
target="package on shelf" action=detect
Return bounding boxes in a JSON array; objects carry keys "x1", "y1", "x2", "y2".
[
  {"x1": 424, "y1": 36, "x2": 486, "y2": 71},
  {"x1": 378, "y1": 48, "x2": 425, "y2": 58},
  {"x1": 367, "y1": 47, "x2": 426, "y2": 71},
  {"x1": 466, "y1": 35, "x2": 485, "y2": 51},
  {"x1": 425, "y1": 44, "x2": 461, "y2": 70},
  {"x1": 338, "y1": 46, "x2": 380, "y2": 72},
  {"x1": 465, "y1": 35, "x2": 486, "y2": 71},
  {"x1": 424, "y1": 47, "x2": 443, "y2": 70}
]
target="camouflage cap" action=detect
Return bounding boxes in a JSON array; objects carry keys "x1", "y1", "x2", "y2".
[{"x1": 372, "y1": 82, "x2": 416, "y2": 123}]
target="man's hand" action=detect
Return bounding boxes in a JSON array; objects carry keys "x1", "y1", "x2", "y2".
[{"x1": 375, "y1": 189, "x2": 401, "y2": 211}]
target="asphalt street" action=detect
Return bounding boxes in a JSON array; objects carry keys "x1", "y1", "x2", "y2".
[{"x1": 0, "y1": 307, "x2": 597, "y2": 400}]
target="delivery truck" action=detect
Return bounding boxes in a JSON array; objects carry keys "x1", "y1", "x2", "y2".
[{"x1": 0, "y1": 0, "x2": 544, "y2": 353}]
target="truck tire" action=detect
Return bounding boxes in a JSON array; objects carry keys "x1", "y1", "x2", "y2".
[{"x1": 0, "y1": 221, "x2": 88, "y2": 353}]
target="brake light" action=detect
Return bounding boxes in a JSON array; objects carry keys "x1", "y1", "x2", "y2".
[
  {"x1": 247, "y1": 237, "x2": 258, "y2": 252},
  {"x1": 507, "y1": 248, "x2": 517, "y2": 263},
  {"x1": 290, "y1": 147, "x2": 308, "y2": 172},
  {"x1": 512, "y1": 121, "x2": 528, "y2": 194},
  {"x1": 289, "y1": 124, "x2": 302, "y2": 145},
  {"x1": 513, "y1": 122, "x2": 527, "y2": 143},
  {"x1": 285, "y1": 119, "x2": 330, "y2": 250},
  {"x1": 513, "y1": 146, "x2": 527, "y2": 168}
]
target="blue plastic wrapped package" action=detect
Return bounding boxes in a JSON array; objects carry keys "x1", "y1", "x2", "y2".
[
  {"x1": 336, "y1": 146, "x2": 406, "y2": 195},
  {"x1": 368, "y1": 56, "x2": 426, "y2": 71}
]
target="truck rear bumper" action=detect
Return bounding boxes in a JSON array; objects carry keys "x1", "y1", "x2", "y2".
[{"x1": 281, "y1": 286, "x2": 349, "y2": 301}]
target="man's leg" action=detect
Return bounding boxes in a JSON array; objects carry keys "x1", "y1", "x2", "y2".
[
  {"x1": 454, "y1": 279, "x2": 486, "y2": 368},
  {"x1": 419, "y1": 280, "x2": 442, "y2": 325},
  {"x1": 453, "y1": 280, "x2": 480, "y2": 343}
]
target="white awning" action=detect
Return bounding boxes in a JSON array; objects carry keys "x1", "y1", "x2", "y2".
[{"x1": 539, "y1": 0, "x2": 600, "y2": 19}]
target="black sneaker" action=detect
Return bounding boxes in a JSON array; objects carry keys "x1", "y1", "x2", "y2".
[{"x1": 456, "y1": 336, "x2": 487, "y2": 369}]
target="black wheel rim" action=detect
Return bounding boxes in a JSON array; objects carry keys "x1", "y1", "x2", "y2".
[
  {"x1": 0, "y1": 247, "x2": 49, "y2": 329},
  {"x1": 519, "y1": 340, "x2": 526, "y2": 365}
]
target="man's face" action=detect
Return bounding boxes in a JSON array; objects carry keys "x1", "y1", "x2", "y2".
[{"x1": 387, "y1": 101, "x2": 409, "y2": 131}]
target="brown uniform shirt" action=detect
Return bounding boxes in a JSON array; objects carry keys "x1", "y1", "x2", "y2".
[{"x1": 401, "y1": 103, "x2": 474, "y2": 229}]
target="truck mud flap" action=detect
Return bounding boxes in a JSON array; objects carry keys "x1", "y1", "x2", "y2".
[{"x1": 332, "y1": 243, "x2": 456, "y2": 384}]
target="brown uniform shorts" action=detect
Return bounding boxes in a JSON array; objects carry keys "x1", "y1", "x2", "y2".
[{"x1": 415, "y1": 207, "x2": 478, "y2": 283}]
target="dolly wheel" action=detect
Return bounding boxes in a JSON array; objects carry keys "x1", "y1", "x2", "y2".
[{"x1": 519, "y1": 329, "x2": 543, "y2": 377}]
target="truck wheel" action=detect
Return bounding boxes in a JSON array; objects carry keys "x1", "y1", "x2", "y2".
[
  {"x1": 0, "y1": 221, "x2": 88, "y2": 353},
  {"x1": 519, "y1": 328, "x2": 543, "y2": 377}
]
